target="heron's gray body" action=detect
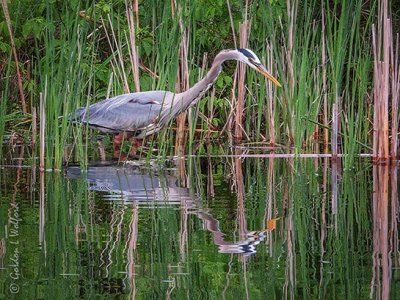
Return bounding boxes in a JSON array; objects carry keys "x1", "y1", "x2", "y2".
[
  {"x1": 71, "y1": 91, "x2": 177, "y2": 137},
  {"x1": 70, "y1": 48, "x2": 280, "y2": 139}
]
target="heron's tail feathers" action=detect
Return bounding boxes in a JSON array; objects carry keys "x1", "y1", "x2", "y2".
[{"x1": 68, "y1": 108, "x2": 86, "y2": 123}]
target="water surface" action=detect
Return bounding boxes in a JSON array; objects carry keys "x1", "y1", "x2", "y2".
[{"x1": 0, "y1": 153, "x2": 399, "y2": 299}]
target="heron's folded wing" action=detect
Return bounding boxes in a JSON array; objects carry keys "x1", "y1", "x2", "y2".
[{"x1": 82, "y1": 92, "x2": 167, "y2": 132}]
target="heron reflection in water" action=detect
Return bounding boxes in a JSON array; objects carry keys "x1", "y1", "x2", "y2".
[
  {"x1": 67, "y1": 164, "x2": 273, "y2": 255},
  {"x1": 70, "y1": 49, "x2": 281, "y2": 158}
]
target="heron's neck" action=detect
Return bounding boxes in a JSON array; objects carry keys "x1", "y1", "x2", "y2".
[{"x1": 178, "y1": 51, "x2": 238, "y2": 106}]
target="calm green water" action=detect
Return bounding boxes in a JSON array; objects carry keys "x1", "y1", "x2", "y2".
[{"x1": 0, "y1": 152, "x2": 399, "y2": 299}]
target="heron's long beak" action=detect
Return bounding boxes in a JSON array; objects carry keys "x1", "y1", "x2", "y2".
[{"x1": 256, "y1": 64, "x2": 282, "y2": 87}]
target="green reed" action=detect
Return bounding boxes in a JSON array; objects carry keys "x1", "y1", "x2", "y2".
[
  {"x1": 32, "y1": 1, "x2": 95, "y2": 169},
  {"x1": 0, "y1": 54, "x2": 11, "y2": 158}
]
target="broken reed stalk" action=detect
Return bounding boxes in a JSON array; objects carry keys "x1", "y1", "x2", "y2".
[
  {"x1": 226, "y1": 67, "x2": 237, "y2": 144},
  {"x1": 372, "y1": 24, "x2": 378, "y2": 160},
  {"x1": 133, "y1": 0, "x2": 139, "y2": 27},
  {"x1": 372, "y1": 0, "x2": 392, "y2": 162},
  {"x1": 32, "y1": 107, "x2": 37, "y2": 148},
  {"x1": 196, "y1": 52, "x2": 216, "y2": 144},
  {"x1": 39, "y1": 92, "x2": 45, "y2": 171},
  {"x1": 235, "y1": 21, "x2": 249, "y2": 143},
  {"x1": 1, "y1": 0, "x2": 27, "y2": 114},
  {"x1": 266, "y1": 43, "x2": 276, "y2": 145},
  {"x1": 390, "y1": 34, "x2": 399, "y2": 159},
  {"x1": 331, "y1": 98, "x2": 339, "y2": 161},
  {"x1": 174, "y1": 2, "x2": 190, "y2": 156},
  {"x1": 224, "y1": 0, "x2": 236, "y2": 145},
  {"x1": 321, "y1": 2, "x2": 329, "y2": 154},
  {"x1": 125, "y1": 0, "x2": 141, "y2": 92}
]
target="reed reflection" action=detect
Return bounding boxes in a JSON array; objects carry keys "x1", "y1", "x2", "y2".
[
  {"x1": 370, "y1": 164, "x2": 399, "y2": 300},
  {"x1": 283, "y1": 156, "x2": 295, "y2": 300}
]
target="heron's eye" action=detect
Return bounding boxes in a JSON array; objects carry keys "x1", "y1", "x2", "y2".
[{"x1": 248, "y1": 58, "x2": 258, "y2": 65}]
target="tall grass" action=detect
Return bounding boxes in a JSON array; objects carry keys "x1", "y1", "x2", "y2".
[{"x1": 0, "y1": 53, "x2": 12, "y2": 158}]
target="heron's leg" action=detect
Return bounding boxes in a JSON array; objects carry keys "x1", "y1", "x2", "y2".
[
  {"x1": 128, "y1": 138, "x2": 143, "y2": 156},
  {"x1": 113, "y1": 132, "x2": 125, "y2": 159},
  {"x1": 113, "y1": 133, "x2": 141, "y2": 159},
  {"x1": 97, "y1": 137, "x2": 106, "y2": 161},
  {"x1": 125, "y1": 132, "x2": 142, "y2": 157}
]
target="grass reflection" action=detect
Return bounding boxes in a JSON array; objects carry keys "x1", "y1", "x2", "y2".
[{"x1": 0, "y1": 156, "x2": 398, "y2": 299}]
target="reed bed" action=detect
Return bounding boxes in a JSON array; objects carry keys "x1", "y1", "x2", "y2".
[{"x1": 0, "y1": 0, "x2": 399, "y2": 166}]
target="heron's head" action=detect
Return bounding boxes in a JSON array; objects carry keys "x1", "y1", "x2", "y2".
[{"x1": 236, "y1": 48, "x2": 281, "y2": 87}]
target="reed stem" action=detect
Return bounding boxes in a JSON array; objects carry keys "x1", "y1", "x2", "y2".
[
  {"x1": 1, "y1": 0, "x2": 27, "y2": 113},
  {"x1": 235, "y1": 21, "x2": 249, "y2": 143},
  {"x1": 39, "y1": 92, "x2": 46, "y2": 171}
]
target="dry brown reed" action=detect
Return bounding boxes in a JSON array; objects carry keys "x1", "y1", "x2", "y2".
[
  {"x1": 390, "y1": 35, "x2": 400, "y2": 159},
  {"x1": 266, "y1": 43, "x2": 276, "y2": 145},
  {"x1": 331, "y1": 99, "x2": 339, "y2": 161},
  {"x1": 372, "y1": 0, "x2": 399, "y2": 162},
  {"x1": 32, "y1": 107, "x2": 37, "y2": 148},
  {"x1": 39, "y1": 92, "x2": 45, "y2": 171},
  {"x1": 125, "y1": 0, "x2": 141, "y2": 92},
  {"x1": 321, "y1": 3, "x2": 329, "y2": 154},
  {"x1": 1, "y1": 0, "x2": 27, "y2": 113},
  {"x1": 234, "y1": 21, "x2": 250, "y2": 143},
  {"x1": 173, "y1": 1, "x2": 190, "y2": 156}
]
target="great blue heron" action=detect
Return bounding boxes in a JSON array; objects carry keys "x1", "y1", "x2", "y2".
[{"x1": 70, "y1": 48, "x2": 281, "y2": 158}]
